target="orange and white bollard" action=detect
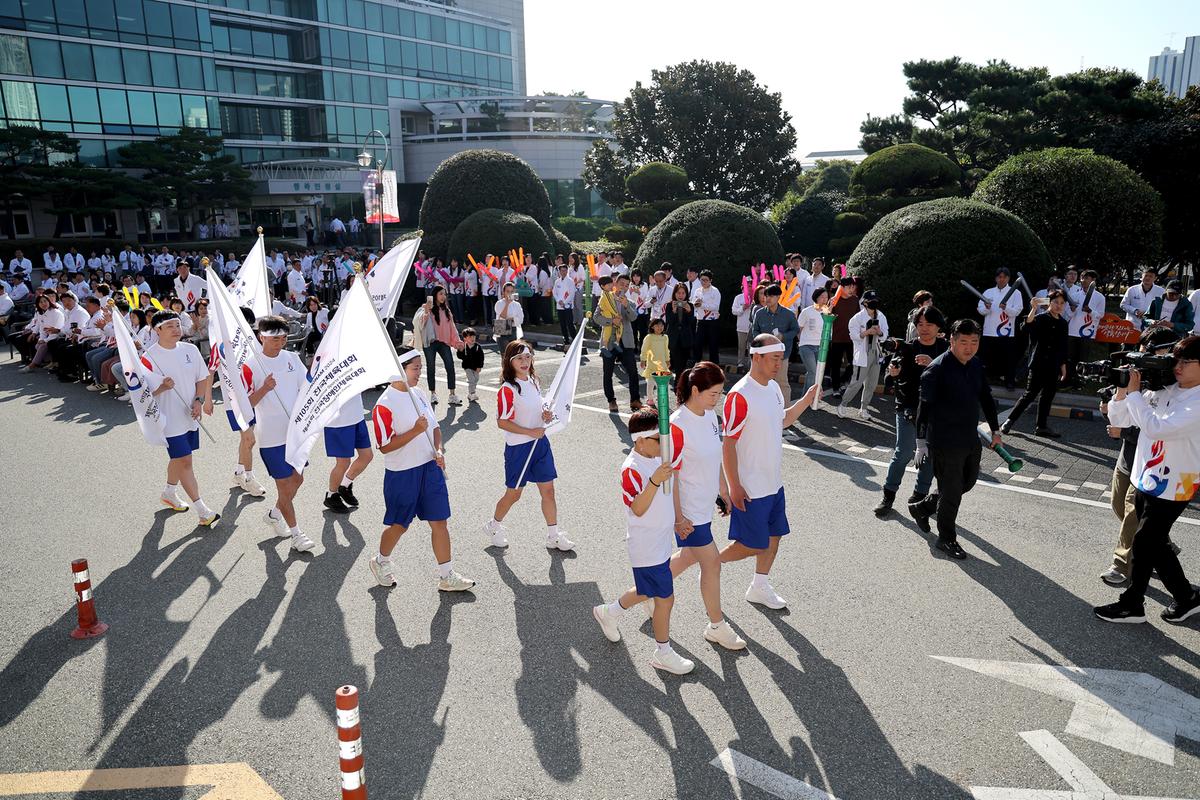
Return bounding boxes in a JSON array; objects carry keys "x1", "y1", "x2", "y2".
[
  {"x1": 69, "y1": 558, "x2": 108, "y2": 639},
  {"x1": 336, "y1": 685, "x2": 366, "y2": 799}
]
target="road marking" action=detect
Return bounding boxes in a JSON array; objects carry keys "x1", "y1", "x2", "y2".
[
  {"x1": 1008, "y1": 475, "x2": 1034, "y2": 483},
  {"x1": 1056, "y1": 483, "x2": 1080, "y2": 491},
  {"x1": 1082, "y1": 481, "x2": 1108, "y2": 490},
  {"x1": 710, "y1": 748, "x2": 840, "y2": 800},
  {"x1": 934, "y1": 657, "x2": 1200, "y2": 765},
  {"x1": 0, "y1": 763, "x2": 282, "y2": 798},
  {"x1": 970, "y1": 730, "x2": 1195, "y2": 800}
]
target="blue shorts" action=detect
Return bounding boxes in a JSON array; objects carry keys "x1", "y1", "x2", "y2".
[
  {"x1": 226, "y1": 409, "x2": 255, "y2": 432},
  {"x1": 504, "y1": 439, "x2": 557, "y2": 489},
  {"x1": 632, "y1": 560, "x2": 674, "y2": 599},
  {"x1": 728, "y1": 488, "x2": 789, "y2": 550},
  {"x1": 260, "y1": 444, "x2": 295, "y2": 480},
  {"x1": 324, "y1": 419, "x2": 370, "y2": 458},
  {"x1": 676, "y1": 521, "x2": 714, "y2": 548},
  {"x1": 165, "y1": 429, "x2": 200, "y2": 459},
  {"x1": 384, "y1": 461, "x2": 451, "y2": 528}
]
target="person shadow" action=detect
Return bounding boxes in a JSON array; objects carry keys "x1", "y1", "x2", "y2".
[
  {"x1": 362, "y1": 587, "x2": 475, "y2": 799},
  {"x1": 439, "y1": 401, "x2": 486, "y2": 446}
]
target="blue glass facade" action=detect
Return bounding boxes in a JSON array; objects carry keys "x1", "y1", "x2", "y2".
[{"x1": 0, "y1": 0, "x2": 519, "y2": 166}]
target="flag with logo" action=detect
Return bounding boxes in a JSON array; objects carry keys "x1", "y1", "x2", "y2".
[
  {"x1": 229, "y1": 235, "x2": 272, "y2": 318},
  {"x1": 206, "y1": 272, "x2": 260, "y2": 429},
  {"x1": 111, "y1": 307, "x2": 167, "y2": 446},
  {"x1": 363, "y1": 236, "x2": 421, "y2": 319},
  {"x1": 542, "y1": 322, "x2": 586, "y2": 435},
  {"x1": 285, "y1": 277, "x2": 402, "y2": 473}
]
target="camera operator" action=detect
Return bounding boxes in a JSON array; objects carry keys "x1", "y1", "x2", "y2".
[
  {"x1": 873, "y1": 305, "x2": 948, "y2": 518},
  {"x1": 1094, "y1": 334, "x2": 1200, "y2": 625},
  {"x1": 1098, "y1": 327, "x2": 1182, "y2": 588},
  {"x1": 1001, "y1": 289, "x2": 1069, "y2": 438}
]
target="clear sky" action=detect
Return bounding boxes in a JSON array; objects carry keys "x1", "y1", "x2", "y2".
[{"x1": 525, "y1": 0, "x2": 1200, "y2": 157}]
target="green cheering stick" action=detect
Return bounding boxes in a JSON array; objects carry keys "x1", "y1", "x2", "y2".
[
  {"x1": 810, "y1": 312, "x2": 836, "y2": 409},
  {"x1": 651, "y1": 360, "x2": 673, "y2": 495},
  {"x1": 978, "y1": 423, "x2": 1023, "y2": 472}
]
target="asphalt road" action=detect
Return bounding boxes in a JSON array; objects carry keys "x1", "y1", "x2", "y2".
[{"x1": 1, "y1": 346, "x2": 1198, "y2": 800}]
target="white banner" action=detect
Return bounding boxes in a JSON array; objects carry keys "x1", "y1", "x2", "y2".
[
  {"x1": 285, "y1": 277, "x2": 402, "y2": 473},
  {"x1": 206, "y1": 274, "x2": 260, "y2": 429},
  {"x1": 229, "y1": 236, "x2": 272, "y2": 319},
  {"x1": 542, "y1": 322, "x2": 586, "y2": 436},
  {"x1": 363, "y1": 169, "x2": 399, "y2": 224},
  {"x1": 363, "y1": 237, "x2": 421, "y2": 319},
  {"x1": 111, "y1": 308, "x2": 168, "y2": 446}
]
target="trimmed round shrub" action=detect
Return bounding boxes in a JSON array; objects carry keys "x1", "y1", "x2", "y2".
[
  {"x1": 851, "y1": 143, "x2": 962, "y2": 197},
  {"x1": 973, "y1": 147, "x2": 1164, "y2": 281},
  {"x1": 803, "y1": 161, "x2": 855, "y2": 197},
  {"x1": 545, "y1": 225, "x2": 573, "y2": 258},
  {"x1": 777, "y1": 191, "x2": 846, "y2": 257},
  {"x1": 448, "y1": 208, "x2": 552, "y2": 264},
  {"x1": 603, "y1": 224, "x2": 642, "y2": 243},
  {"x1": 419, "y1": 150, "x2": 552, "y2": 256},
  {"x1": 553, "y1": 215, "x2": 606, "y2": 242},
  {"x1": 833, "y1": 212, "x2": 870, "y2": 236},
  {"x1": 575, "y1": 239, "x2": 639, "y2": 261},
  {"x1": 634, "y1": 199, "x2": 783, "y2": 336},
  {"x1": 616, "y1": 205, "x2": 662, "y2": 228},
  {"x1": 625, "y1": 162, "x2": 690, "y2": 203},
  {"x1": 846, "y1": 198, "x2": 1052, "y2": 326}
]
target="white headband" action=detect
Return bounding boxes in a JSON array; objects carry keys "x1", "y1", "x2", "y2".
[
  {"x1": 398, "y1": 349, "x2": 422, "y2": 365},
  {"x1": 507, "y1": 345, "x2": 532, "y2": 361},
  {"x1": 631, "y1": 429, "x2": 660, "y2": 441},
  {"x1": 749, "y1": 342, "x2": 785, "y2": 355}
]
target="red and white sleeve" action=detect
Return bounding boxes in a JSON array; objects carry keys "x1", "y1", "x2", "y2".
[
  {"x1": 497, "y1": 385, "x2": 516, "y2": 420},
  {"x1": 723, "y1": 391, "x2": 748, "y2": 440},
  {"x1": 669, "y1": 423, "x2": 685, "y2": 471},
  {"x1": 621, "y1": 466, "x2": 645, "y2": 507},
  {"x1": 371, "y1": 403, "x2": 395, "y2": 448}
]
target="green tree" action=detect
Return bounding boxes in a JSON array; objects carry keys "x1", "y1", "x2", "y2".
[
  {"x1": 0, "y1": 126, "x2": 80, "y2": 238},
  {"x1": 582, "y1": 140, "x2": 631, "y2": 208},
  {"x1": 611, "y1": 60, "x2": 799, "y2": 210},
  {"x1": 776, "y1": 192, "x2": 846, "y2": 257}
]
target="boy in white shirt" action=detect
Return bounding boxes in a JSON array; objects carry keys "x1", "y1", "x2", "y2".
[
  {"x1": 693, "y1": 269, "x2": 722, "y2": 363},
  {"x1": 1121, "y1": 268, "x2": 1164, "y2": 332},
  {"x1": 552, "y1": 262, "x2": 577, "y2": 347}
]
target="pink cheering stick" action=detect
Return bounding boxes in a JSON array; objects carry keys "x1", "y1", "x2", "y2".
[
  {"x1": 741, "y1": 276, "x2": 752, "y2": 305},
  {"x1": 773, "y1": 264, "x2": 785, "y2": 283}
]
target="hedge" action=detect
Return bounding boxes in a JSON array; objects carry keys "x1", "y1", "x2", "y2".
[
  {"x1": 626, "y1": 162, "x2": 690, "y2": 203},
  {"x1": 573, "y1": 239, "x2": 639, "y2": 261},
  {"x1": 552, "y1": 216, "x2": 606, "y2": 242},
  {"x1": 546, "y1": 225, "x2": 573, "y2": 258},
  {"x1": 447, "y1": 208, "x2": 552, "y2": 265},
  {"x1": 850, "y1": 143, "x2": 962, "y2": 197},
  {"x1": 846, "y1": 197, "x2": 1053, "y2": 326},
  {"x1": 776, "y1": 191, "x2": 846, "y2": 257},
  {"x1": 418, "y1": 150, "x2": 552, "y2": 257},
  {"x1": 973, "y1": 147, "x2": 1164, "y2": 281}
]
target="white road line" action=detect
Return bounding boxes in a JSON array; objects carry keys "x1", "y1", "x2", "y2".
[
  {"x1": 709, "y1": 748, "x2": 840, "y2": 800},
  {"x1": 469, "y1": 384, "x2": 1200, "y2": 527}
]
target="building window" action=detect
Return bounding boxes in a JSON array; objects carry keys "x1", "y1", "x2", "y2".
[{"x1": 28, "y1": 37, "x2": 63, "y2": 78}]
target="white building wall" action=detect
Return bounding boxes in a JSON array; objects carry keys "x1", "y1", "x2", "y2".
[
  {"x1": 1148, "y1": 37, "x2": 1200, "y2": 97},
  {"x1": 402, "y1": 137, "x2": 596, "y2": 183}
]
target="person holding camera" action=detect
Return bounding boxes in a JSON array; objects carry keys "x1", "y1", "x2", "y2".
[
  {"x1": 910, "y1": 319, "x2": 1002, "y2": 559},
  {"x1": 1094, "y1": 335, "x2": 1200, "y2": 625},
  {"x1": 873, "y1": 306, "x2": 948, "y2": 518},
  {"x1": 838, "y1": 289, "x2": 888, "y2": 420},
  {"x1": 1001, "y1": 289, "x2": 1069, "y2": 438}
]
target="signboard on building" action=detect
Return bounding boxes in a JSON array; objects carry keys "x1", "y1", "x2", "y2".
[{"x1": 362, "y1": 169, "x2": 400, "y2": 224}]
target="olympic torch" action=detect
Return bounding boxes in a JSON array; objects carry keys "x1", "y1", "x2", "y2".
[
  {"x1": 810, "y1": 312, "x2": 836, "y2": 410},
  {"x1": 978, "y1": 422, "x2": 1023, "y2": 472},
  {"x1": 651, "y1": 358, "x2": 672, "y2": 495}
]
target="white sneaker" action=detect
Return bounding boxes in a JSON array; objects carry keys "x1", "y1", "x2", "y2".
[
  {"x1": 87, "y1": 383, "x2": 104, "y2": 392},
  {"x1": 1100, "y1": 566, "x2": 1129, "y2": 587},
  {"x1": 236, "y1": 472, "x2": 267, "y2": 497},
  {"x1": 161, "y1": 491, "x2": 189, "y2": 512},
  {"x1": 467, "y1": 393, "x2": 478, "y2": 403},
  {"x1": 290, "y1": 530, "x2": 316, "y2": 553},
  {"x1": 746, "y1": 582, "x2": 788, "y2": 610},
  {"x1": 483, "y1": 519, "x2": 508, "y2": 548},
  {"x1": 858, "y1": 408, "x2": 871, "y2": 421},
  {"x1": 198, "y1": 512, "x2": 221, "y2": 528},
  {"x1": 704, "y1": 621, "x2": 747, "y2": 651},
  {"x1": 836, "y1": 405, "x2": 848, "y2": 419},
  {"x1": 369, "y1": 556, "x2": 396, "y2": 587},
  {"x1": 447, "y1": 393, "x2": 462, "y2": 406},
  {"x1": 650, "y1": 647, "x2": 695, "y2": 675},
  {"x1": 546, "y1": 532, "x2": 576, "y2": 552},
  {"x1": 18, "y1": 365, "x2": 31, "y2": 373},
  {"x1": 592, "y1": 604, "x2": 622, "y2": 642},
  {"x1": 438, "y1": 571, "x2": 475, "y2": 592},
  {"x1": 265, "y1": 510, "x2": 289, "y2": 538},
  {"x1": 430, "y1": 392, "x2": 439, "y2": 405},
  {"x1": 115, "y1": 392, "x2": 131, "y2": 402}
]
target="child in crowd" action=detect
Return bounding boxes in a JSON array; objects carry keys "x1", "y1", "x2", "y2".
[
  {"x1": 639, "y1": 317, "x2": 670, "y2": 381},
  {"x1": 456, "y1": 326, "x2": 485, "y2": 403},
  {"x1": 592, "y1": 406, "x2": 694, "y2": 675}
]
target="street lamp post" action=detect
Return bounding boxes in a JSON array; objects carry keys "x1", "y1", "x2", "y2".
[{"x1": 356, "y1": 129, "x2": 389, "y2": 255}]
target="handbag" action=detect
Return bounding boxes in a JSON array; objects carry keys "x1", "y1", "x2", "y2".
[{"x1": 493, "y1": 315, "x2": 509, "y2": 337}]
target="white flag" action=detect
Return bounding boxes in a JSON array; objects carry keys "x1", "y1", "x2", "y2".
[
  {"x1": 206, "y1": 273, "x2": 260, "y2": 429},
  {"x1": 111, "y1": 309, "x2": 168, "y2": 446},
  {"x1": 542, "y1": 322, "x2": 586, "y2": 435},
  {"x1": 363, "y1": 237, "x2": 421, "y2": 319},
  {"x1": 285, "y1": 277, "x2": 401, "y2": 473},
  {"x1": 229, "y1": 235, "x2": 272, "y2": 318}
]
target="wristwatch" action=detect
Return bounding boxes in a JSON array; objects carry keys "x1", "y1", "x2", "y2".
[{"x1": 193, "y1": 396, "x2": 203, "y2": 404}]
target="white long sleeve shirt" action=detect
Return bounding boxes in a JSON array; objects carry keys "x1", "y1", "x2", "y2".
[
  {"x1": 847, "y1": 308, "x2": 889, "y2": 367},
  {"x1": 1068, "y1": 286, "x2": 1106, "y2": 339},
  {"x1": 1121, "y1": 282, "x2": 1164, "y2": 330},
  {"x1": 977, "y1": 285, "x2": 1022, "y2": 337},
  {"x1": 1108, "y1": 383, "x2": 1200, "y2": 502},
  {"x1": 694, "y1": 285, "x2": 721, "y2": 321}
]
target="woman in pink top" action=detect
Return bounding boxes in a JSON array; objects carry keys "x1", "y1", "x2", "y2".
[{"x1": 427, "y1": 285, "x2": 465, "y2": 406}]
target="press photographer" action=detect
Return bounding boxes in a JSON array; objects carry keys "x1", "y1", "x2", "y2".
[{"x1": 1094, "y1": 334, "x2": 1200, "y2": 625}]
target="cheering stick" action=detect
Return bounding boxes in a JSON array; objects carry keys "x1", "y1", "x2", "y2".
[
  {"x1": 960, "y1": 280, "x2": 988, "y2": 304},
  {"x1": 1015, "y1": 272, "x2": 1037, "y2": 302},
  {"x1": 779, "y1": 277, "x2": 802, "y2": 308},
  {"x1": 978, "y1": 422, "x2": 1023, "y2": 472},
  {"x1": 650, "y1": 357, "x2": 673, "y2": 495},
  {"x1": 810, "y1": 311, "x2": 836, "y2": 410},
  {"x1": 999, "y1": 280, "x2": 1021, "y2": 308}
]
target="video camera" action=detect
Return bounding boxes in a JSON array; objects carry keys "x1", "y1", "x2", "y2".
[{"x1": 1077, "y1": 349, "x2": 1177, "y2": 393}]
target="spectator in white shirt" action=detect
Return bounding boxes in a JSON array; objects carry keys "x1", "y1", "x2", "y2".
[
  {"x1": 329, "y1": 216, "x2": 346, "y2": 245},
  {"x1": 86, "y1": 251, "x2": 102, "y2": 271},
  {"x1": 693, "y1": 269, "x2": 722, "y2": 364},
  {"x1": 627, "y1": 268, "x2": 651, "y2": 348},
  {"x1": 1189, "y1": 283, "x2": 1200, "y2": 335},
  {"x1": 100, "y1": 249, "x2": 116, "y2": 271},
  {"x1": 10, "y1": 276, "x2": 30, "y2": 302},
  {"x1": 838, "y1": 290, "x2": 889, "y2": 420},
  {"x1": 591, "y1": 252, "x2": 612, "y2": 297},
  {"x1": 301, "y1": 296, "x2": 329, "y2": 354},
  {"x1": 173, "y1": 261, "x2": 209, "y2": 312},
  {"x1": 22, "y1": 291, "x2": 66, "y2": 371},
  {"x1": 223, "y1": 252, "x2": 240, "y2": 278},
  {"x1": 731, "y1": 283, "x2": 762, "y2": 371},
  {"x1": 286, "y1": 260, "x2": 308, "y2": 304},
  {"x1": 552, "y1": 262, "x2": 577, "y2": 348},
  {"x1": 648, "y1": 266, "x2": 677, "y2": 321},
  {"x1": 64, "y1": 247, "x2": 84, "y2": 271},
  {"x1": 43, "y1": 247, "x2": 63, "y2": 273},
  {"x1": 0, "y1": 282, "x2": 13, "y2": 321},
  {"x1": 684, "y1": 266, "x2": 702, "y2": 303},
  {"x1": 1121, "y1": 267, "x2": 1164, "y2": 331},
  {"x1": 9, "y1": 249, "x2": 32, "y2": 275}
]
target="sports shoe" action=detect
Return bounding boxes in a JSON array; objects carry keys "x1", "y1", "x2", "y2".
[
  {"x1": 18, "y1": 365, "x2": 31, "y2": 373},
  {"x1": 467, "y1": 393, "x2": 478, "y2": 403},
  {"x1": 438, "y1": 571, "x2": 476, "y2": 592},
  {"x1": 745, "y1": 582, "x2": 787, "y2": 610},
  {"x1": 265, "y1": 509, "x2": 289, "y2": 538},
  {"x1": 430, "y1": 392, "x2": 439, "y2": 406},
  {"x1": 198, "y1": 512, "x2": 220, "y2": 528},
  {"x1": 592, "y1": 604, "x2": 622, "y2": 642},
  {"x1": 87, "y1": 382, "x2": 104, "y2": 392},
  {"x1": 369, "y1": 556, "x2": 396, "y2": 587},
  {"x1": 1100, "y1": 566, "x2": 1129, "y2": 587},
  {"x1": 704, "y1": 621, "x2": 747, "y2": 651},
  {"x1": 338, "y1": 483, "x2": 359, "y2": 508},
  {"x1": 858, "y1": 408, "x2": 871, "y2": 421},
  {"x1": 608, "y1": 401, "x2": 618, "y2": 412},
  {"x1": 115, "y1": 392, "x2": 130, "y2": 402},
  {"x1": 290, "y1": 530, "x2": 316, "y2": 553},
  {"x1": 447, "y1": 393, "x2": 462, "y2": 406},
  {"x1": 484, "y1": 519, "x2": 508, "y2": 548},
  {"x1": 546, "y1": 532, "x2": 576, "y2": 552},
  {"x1": 1094, "y1": 601, "x2": 1146, "y2": 624},
  {"x1": 323, "y1": 492, "x2": 351, "y2": 513},
  {"x1": 650, "y1": 647, "x2": 695, "y2": 675},
  {"x1": 1161, "y1": 590, "x2": 1200, "y2": 624},
  {"x1": 161, "y1": 491, "x2": 189, "y2": 512},
  {"x1": 836, "y1": 405, "x2": 849, "y2": 418},
  {"x1": 236, "y1": 472, "x2": 267, "y2": 497},
  {"x1": 936, "y1": 540, "x2": 968, "y2": 560}
]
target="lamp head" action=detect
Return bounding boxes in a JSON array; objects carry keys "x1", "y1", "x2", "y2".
[{"x1": 356, "y1": 150, "x2": 372, "y2": 168}]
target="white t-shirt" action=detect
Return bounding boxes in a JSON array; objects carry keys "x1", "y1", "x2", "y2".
[
  {"x1": 248, "y1": 350, "x2": 307, "y2": 448},
  {"x1": 670, "y1": 406, "x2": 722, "y2": 526},
  {"x1": 723, "y1": 374, "x2": 784, "y2": 499},
  {"x1": 1190, "y1": 289, "x2": 1200, "y2": 334},
  {"x1": 142, "y1": 341, "x2": 208, "y2": 438},
  {"x1": 620, "y1": 450, "x2": 675, "y2": 568},
  {"x1": 328, "y1": 393, "x2": 365, "y2": 429},
  {"x1": 648, "y1": 279, "x2": 676, "y2": 320},
  {"x1": 494, "y1": 297, "x2": 524, "y2": 328},
  {"x1": 797, "y1": 305, "x2": 825, "y2": 348},
  {"x1": 1158, "y1": 298, "x2": 1179, "y2": 324},
  {"x1": 496, "y1": 377, "x2": 542, "y2": 445},
  {"x1": 372, "y1": 385, "x2": 438, "y2": 471}
]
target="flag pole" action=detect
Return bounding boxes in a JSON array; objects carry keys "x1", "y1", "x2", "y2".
[{"x1": 513, "y1": 319, "x2": 584, "y2": 488}]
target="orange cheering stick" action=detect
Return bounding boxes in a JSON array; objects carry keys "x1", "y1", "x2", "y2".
[
  {"x1": 586, "y1": 253, "x2": 597, "y2": 278},
  {"x1": 518, "y1": 246, "x2": 525, "y2": 266},
  {"x1": 779, "y1": 277, "x2": 802, "y2": 308}
]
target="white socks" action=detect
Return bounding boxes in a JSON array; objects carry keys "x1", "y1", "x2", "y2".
[
  {"x1": 708, "y1": 620, "x2": 723, "y2": 630},
  {"x1": 268, "y1": 508, "x2": 282, "y2": 521},
  {"x1": 164, "y1": 483, "x2": 179, "y2": 496},
  {"x1": 234, "y1": 465, "x2": 245, "y2": 477},
  {"x1": 490, "y1": 517, "x2": 502, "y2": 528},
  {"x1": 655, "y1": 641, "x2": 672, "y2": 655},
  {"x1": 340, "y1": 475, "x2": 353, "y2": 488},
  {"x1": 547, "y1": 523, "x2": 558, "y2": 539},
  {"x1": 193, "y1": 499, "x2": 213, "y2": 519},
  {"x1": 376, "y1": 551, "x2": 391, "y2": 564},
  {"x1": 751, "y1": 572, "x2": 770, "y2": 589},
  {"x1": 607, "y1": 600, "x2": 625, "y2": 618},
  {"x1": 437, "y1": 560, "x2": 453, "y2": 579},
  {"x1": 288, "y1": 526, "x2": 302, "y2": 537}
]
